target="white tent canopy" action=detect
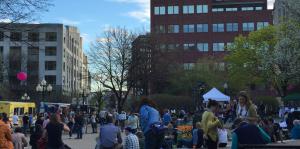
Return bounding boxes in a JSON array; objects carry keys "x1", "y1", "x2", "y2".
[{"x1": 203, "y1": 87, "x2": 230, "y2": 102}]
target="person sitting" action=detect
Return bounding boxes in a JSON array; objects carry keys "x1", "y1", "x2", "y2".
[
  {"x1": 231, "y1": 118, "x2": 271, "y2": 149},
  {"x1": 291, "y1": 120, "x2": 300, "y2": 139}
]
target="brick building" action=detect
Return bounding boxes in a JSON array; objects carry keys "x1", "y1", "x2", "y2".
[{"x1": 151, "y1": 0, "x2": 273, "y2": 66}]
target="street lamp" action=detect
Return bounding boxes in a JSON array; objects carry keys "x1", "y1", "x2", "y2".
[
  {"x1": 21, "y1": 93, "x2": 30, "y2": 101},
  {"x1": 36, "y1": 79, "x2": 53, "y2": 110},
  {"x1": 80, "y1": 88, "x2": 90, "y2": 105},
  {"x1": 224, "y1": 82, "x2": 228, "y2": 95}
]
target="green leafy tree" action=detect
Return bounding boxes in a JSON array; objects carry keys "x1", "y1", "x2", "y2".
[{"x1": 225, "y1": 26, "x2": 277, "y2": 90}]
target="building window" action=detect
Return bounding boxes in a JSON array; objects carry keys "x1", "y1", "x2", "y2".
[
  {"x1": 256, "y1": 7, "x2": 263, "y2": 10},
  {"x1": 28, "y1": 47, "x2": 39, "y2": 56},
  {"x1": 154, "y1": 6, "x2": 165, "y2": 15},
  {"x1": 155, "y1": 25, "x2": 165, "y2": 33},
  {"x1": 10, "y1": 32, "x2": 22, "y2": 41},
  {"x1": 183, "y1": 5, "x2": 194, "y2": 14},
  {"x1": 168, "y1": 25, "x2": 179, "y2": 33},
  {"x1": 225, "y1": 8, "x2": 238, "y2": 12},
  {"x1": 197, "y1": 24, "x2": 208, "y2": 32},
  {"x1": 183, "y1": 43, "x2": 195, "y2": 50},
  {"x1": 45, "y1": 32, "x2": 57, "y2": 41},
  {"x1": 196, "y1": 5, "x2": 208, "y2": 13},
  {"x1": 243, "y1": 22, "x2": 255, "y2": 31},
  {"x1": 45, "y1": 47, "x2": 57, "y2": 56},
  {"x1": 212, "y1": 8, "x2": 224, "y2": 12},
  {"x1": 45, "y1": 61, "x2": 56, "y2": 70},
  {"x1": 183, "y1": 24, "x2": 194, "y2": 33},
  {"x1": 168, "y1": 44, "x2": 180, "y2": 50},
  {"x1": 197, "y1": 43, "x2": 209, "y2": 52},
  {"x1": 183, "y1": 63, "x2": 194, "y2": 70},
  {"x1": 0, "y1": 32, "x2": 3, "y2": 41},
  {"x1": 257, "y1": 22, "x2": 269, "y2": 30},
  {"x1": 45, "y1": 75, "x2": 56, "y2": 85},
  {"x1": 28, "y1": 32, "x2": 39, "y2": 42},
  {"x1": 213, "y1": 43, "x2": 225, "y2": 51},
  {"x1": 168, "y1": 6, "x2": 179, "y2": 14},
  {"x1": 213, "y1": 24, "x2": 224, "y2": 32},
  {"x1": 242, "y1": 7, "x2": 254, "y2": 11},
  {"x1": 226, "y1": 23, "x2": 238, "y2": 32},
  {"x1": 226, "y1": 42, "x2": 233, "y2": 51}
]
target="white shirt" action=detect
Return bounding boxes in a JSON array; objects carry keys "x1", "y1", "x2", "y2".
[
  {"x1": 237, "y1": 105, "x2": 247, "y2": 118},
  {"x1": 218, "y1": 129, "x2": 228, "y2": 143},
  {"x1": 12, "y1": 115, "x2": 19, "y2": 125}
]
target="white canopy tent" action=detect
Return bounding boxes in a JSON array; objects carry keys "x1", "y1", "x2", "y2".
[{"x1": 203, "y1": 87, "x2": 230, "y2": 102}]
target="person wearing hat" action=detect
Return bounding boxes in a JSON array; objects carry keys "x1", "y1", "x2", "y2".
[{"x1": 124, "y1": 127, "x2": 140, "y2": 149}]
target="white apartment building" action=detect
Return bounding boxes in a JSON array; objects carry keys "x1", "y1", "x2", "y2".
[{"x1": 0, "y1": 23, "x2": 90, "y2": 101}]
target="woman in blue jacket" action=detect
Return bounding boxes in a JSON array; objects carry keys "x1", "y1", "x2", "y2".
[{"x1": 139, "y1": 97, "x2": 163, "y2": 149}]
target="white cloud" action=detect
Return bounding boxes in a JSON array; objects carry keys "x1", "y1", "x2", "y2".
[
  {"x1": 59, "y1": 18, "x2": 80, "y2": 25},
  {"x1": 108, "y1": 0, "x2": 150, "y2": 22},
  {"x1": 82, "y1": 33, "x2": 91, "y2": 43},
  {"x1": 0, "y1": 19, "x2": 12, "y2": 23}
]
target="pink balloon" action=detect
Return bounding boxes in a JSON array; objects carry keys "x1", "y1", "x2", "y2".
[{"x1": 17, "y1": 72, "x2": 27, "y2": 81}]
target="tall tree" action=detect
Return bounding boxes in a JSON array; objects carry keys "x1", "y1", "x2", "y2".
[
  {"x1": 0, "y1": 0, "x2": 51, "y2": 24},
  {"x1": 89, "y1": 27, "x2": 137, "y2": 113}
]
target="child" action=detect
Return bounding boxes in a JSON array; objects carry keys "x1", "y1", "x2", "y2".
[{"x1": 218, "y1": 128, "x2": 228, "y2": 148}]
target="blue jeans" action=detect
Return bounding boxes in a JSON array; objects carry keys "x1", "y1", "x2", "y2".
[{"x1": 144, "y1": 130, "x2": 164, "y2": 149}]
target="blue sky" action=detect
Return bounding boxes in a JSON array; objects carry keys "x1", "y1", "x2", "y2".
[
  {"x1": 40, "y1": 0, "x2": 150, "y2": 50},
  {"x1": 40, "y1": 0, "x2": 275, "y2": 51}
]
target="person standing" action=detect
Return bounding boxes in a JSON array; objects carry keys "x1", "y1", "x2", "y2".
[
  {"x1": 12, "y1": 127, "x2": 28, "y2": 149},
  {"x1": 126, "y1": 112, "x2": 139, "y2": 134},
  {"x1": 22, "y1": 113, "x2": 29, "y2": 136},
  {"x1": 163, "y1": 109, "x2": 172, "y2": 126},
  {"x1": 118, "y1": 111, "x2": 127, "y2": 132},
  {"x1": 12, "y1": 113, "x2": 19, "y2": 126},
  {"x1": 99, "y1": 110, "x2": 107, "y2": 125},
  {"x1": 218, "y1": 128, "x2": 228, "y2": 147},
  {"x1": 139, "y1": 97, "x2": 164, "y2": 149},
  {"x1": 91, "y1": 113, "x2": 97, "y2": 133},
  {"x1": 236, "y1": 91, "x2": 258, "y2": 122},
  {"x1": 44, "y1": 114, "x2": 70, "y2": 149},
  {"x1": 35, "y1": 114, "x2": 44, "y2": 128},
  {"x1": 75, "y1": 112, "x2": 84, "y2": 139},
  {"x1": 0, "y1": 113, "x2": 13, "y2": 149},
  {"x1": 98, "y1": 114, "x2": 122, "y2": 149},
  {"x1": 30, "y1": 125, "x2": 43, "y2": 149},
  {"x1": 201, "y1": 99, "x2": 222, "y2": 149},
  {"x1": 67, "y1": 116, "x2": 75, "y2": 138},
  {"x1": 125, "y1": 127, "x2": 140, "y2": 149}
]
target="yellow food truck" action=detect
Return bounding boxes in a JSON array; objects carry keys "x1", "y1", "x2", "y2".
[{"x1": 0, "y1": 101, "x2": 36, "y2": 119}]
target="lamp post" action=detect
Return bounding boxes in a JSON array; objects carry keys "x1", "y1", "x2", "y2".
[
  {"x1": 36, "y1": 79, "x2": 53, "y2": 111},
  {"x1": 21, "y1": 93, "x2": 30, "y2": 102},
  {"x1": 224, "y1": 82, "x2": 228, "y2": 95},
  {"x1": 81, "y1": 88, "x2": 90, "y2": 105}
]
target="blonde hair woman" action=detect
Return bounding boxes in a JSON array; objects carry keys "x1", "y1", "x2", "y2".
[{"x1": 236, "y1": 91, "x2": 258, "y2": 123}]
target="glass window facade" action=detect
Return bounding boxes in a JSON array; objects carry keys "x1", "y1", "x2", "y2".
[
  {"x1": 183, "y1": 5, "x2": 194, "y2": 14},
  {"x1": 257, "y1": 22, "x2": 269, "y2": 30},
  {"x1": 197, "y1": 5, "x2": 208, "y2": 13},
  {"x1": 197, "y1": 24, "x2": 208, "y2": 32},
  {"x1": 197, "y1": 43, "x2": 209, "y2": 52},
  {"x1": 183, "y1": 24, "x2": 195, "y2": 33},
  {"x1": 168, "y1": 25, "x2": 180, "y2": 33},
  {"x1": 213, "y1": 43, "x2": 225, "y2": 51},
  {"x1": 226, "y1": 23, "x2": 238, "y2": 32},
  {"x1": 213, "y1": 24, "x2": 224, "y2": 32},
  {"x1": 243, "y1": 22, "x2": 255, "y2": 31},
  {"x1": 168, "y1": 6, "x2": 179, "y2": 14}
]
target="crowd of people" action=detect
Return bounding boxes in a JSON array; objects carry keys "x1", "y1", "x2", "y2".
[{"x1": 0, "y1": 90, "x2": 299, "y2": 149}]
